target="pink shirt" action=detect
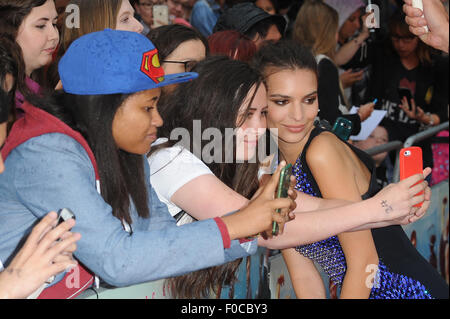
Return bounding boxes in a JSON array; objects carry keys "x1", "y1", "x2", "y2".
[
  {"x1": 15, "y1": 76, "x2": 41, "y2": 112},
  {"x1": 173, "y1": 17, "x2": 192, "y2": 28}
]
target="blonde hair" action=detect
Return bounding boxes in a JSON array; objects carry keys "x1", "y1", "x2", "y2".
[
  {"x1": 61, "y1": 0, "x2": 122, "y2": 53},
  {"x1": 293, "y1": 0, "x2": 339, "y2": 60}
]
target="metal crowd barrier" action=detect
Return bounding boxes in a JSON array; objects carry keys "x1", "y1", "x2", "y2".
[{"x1": 365, "y1": 141, "x2": 403, "y2": 156}]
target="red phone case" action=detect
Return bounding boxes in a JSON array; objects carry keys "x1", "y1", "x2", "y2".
[{"x1": 399, "y1": 147, "x2": 424, "y2": 207}]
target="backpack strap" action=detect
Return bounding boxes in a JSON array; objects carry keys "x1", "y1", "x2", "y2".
[{"x1": 2, "y1": 102, "x2": 97, "y2": 299}]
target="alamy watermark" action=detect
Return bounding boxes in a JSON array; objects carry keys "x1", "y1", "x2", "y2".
[
  {"x1": 64, "y1": 4, "x2": 381, "y2": 30},
  {"x1": 65, "y1": 4, "x2": 80, "y2": 29},
  {"x1": 365, "y1": 264, "x2": 381, "y2": 289},
  {"x1": 169, "y1": 122, "x2": 279, "y2": 165},
  {"x1": 365, "y1": 4, "x2": 381, "y2": 29}
]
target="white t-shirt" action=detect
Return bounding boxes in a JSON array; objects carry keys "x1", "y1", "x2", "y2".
[{"x1": 148, "y1": 138, "x2": 214, "y2": 225}]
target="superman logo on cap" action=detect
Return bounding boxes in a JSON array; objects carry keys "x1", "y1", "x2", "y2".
[{"x1": 140, "y1": 49, "x2": 165, "y2": 84}]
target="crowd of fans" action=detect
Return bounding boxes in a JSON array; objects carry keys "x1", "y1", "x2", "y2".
[{"x1": 0, "y1": 0, "x2": 448, "y2": 299}]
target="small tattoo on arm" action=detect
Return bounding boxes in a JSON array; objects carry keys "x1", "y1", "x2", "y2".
[{"x1": 381, "y1": 200, "x2": 393, "y2": 214}]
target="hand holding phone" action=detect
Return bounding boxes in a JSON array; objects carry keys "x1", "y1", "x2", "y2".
[
  {"x1": 399, "y1": 147, "x2": 424, "y2": 207},
  {"x1": 152, "y1": 5, "x2": 169, "y2": 28},
  {"x1": 397, "y1": 88, "x2": 413, "y2": 110},
  {"x1": 57, "y1": 208, "x2": 76, "y2": 226},
  {"x1": 340, "y1": 69, "x2": 364, "y2": 88},
  {"x1": 272, "y1": 164, "x2": 293, "y2": 235},
  {"x1": 412, "y1": 0, "x2": 429, "y2": 32}
]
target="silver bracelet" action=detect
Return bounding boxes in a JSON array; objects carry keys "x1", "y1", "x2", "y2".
[
  {"x1": 419, "y1": 112, "x2": 434, "y2": 130},
  {"x1": 426, "y1": 112, "x2": 435, "y2": 126}
]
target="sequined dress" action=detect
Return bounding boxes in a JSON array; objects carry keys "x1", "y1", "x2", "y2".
[{"x1": 292, "y1": 127, "x2": 449, "y2": 299}]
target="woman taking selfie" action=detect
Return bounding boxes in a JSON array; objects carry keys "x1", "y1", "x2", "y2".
[
  {"x1": 253, "y1": 39, "x2": 448, "y2": 299},
  {"x1": 148, "y1": 54, "x2": 436, "y2": 297}
]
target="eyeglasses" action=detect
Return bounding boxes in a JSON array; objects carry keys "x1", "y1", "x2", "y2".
[
  {"x1": 168, "y1": 0, "x2": 193, "y2": 10},
  {"x1": 139, "y1": 0, "x2": 165, "y2": 9},
  {"x1": 162, "y1": 60, "x2": 198, "y2": 72}
]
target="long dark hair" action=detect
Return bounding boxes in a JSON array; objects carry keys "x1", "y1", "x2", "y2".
[
  {"x1": 252, "y1": 39, "x2": 318, "y2": 80},
  {"x1": 31, "y1": 92, "x2": 150, "y2": 227},
  {"x1": 0, "y1": 0, "x2": 47, "y2": 39},
  {"x1": 154, "y1": 56, "x2": 264, "y2": 298},
  {"x1": 156, "y1": 56, "x2": 263, "y2": 197},
  {"x1": 0, "y1": 0, "x2": 45, "y2": 96},
  {"x1": 147, "y1": 24, "x2": 210, "y2": 62},
  {"x1": 0, "y1": 36, "x2": 22, "y2": 126}
]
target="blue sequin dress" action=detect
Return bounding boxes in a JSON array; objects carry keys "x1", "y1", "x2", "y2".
[{"x1": 292, "y1": 127, "x2": 448, "y2": 299}]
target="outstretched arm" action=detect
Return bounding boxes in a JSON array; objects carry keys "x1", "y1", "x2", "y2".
[
  {"x1": 259, "y1": 170, "x2": 430, "y2": 249},
  {"x1": 293, "y1": 166, "x2": 432, "y2": 231},
  {"x1": 171, "y1": 174, "x2": 248, "y2": 220},
  {"x1": 160, "y1": 147, "x2": 430, "y2": 248}
]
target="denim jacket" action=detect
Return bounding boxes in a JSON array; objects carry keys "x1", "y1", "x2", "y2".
[
  {"x1": 0, "y1": 104, "x2": 256, "y2": 287},
  {"x1": 190, "y1": 0, "x2": 221, "y2": 37}
]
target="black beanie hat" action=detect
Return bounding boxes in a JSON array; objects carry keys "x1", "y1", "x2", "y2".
[{"x1": 213, "y1": 2, "x2": 286, "y2": 36}]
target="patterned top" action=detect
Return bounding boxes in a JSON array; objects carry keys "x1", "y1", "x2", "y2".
[{"x1": 291, "y1": 127, "x2": 434, "y2": 299}]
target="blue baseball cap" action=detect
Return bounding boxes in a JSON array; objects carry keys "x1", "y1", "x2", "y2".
[{"x1": 59, "y1": 29, "x2": 198, "y2": 95}]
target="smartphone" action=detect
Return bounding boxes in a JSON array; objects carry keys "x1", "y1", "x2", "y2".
[
  {"x1": 57, "y1": 208, "x2": 76, "y2": 226},
  {"x1": 399, "y1": 147, "x2": 424, "y2": 207},
  {"x1": 332, "y1": 117, "x2": 353, "y2": 141},
  {"x1": 272, "y1": 164, "x2": 293, "y2": 236},
  {"x1": 412, "y1": 0, "x2": 424, "y2": 10},
  {"x1": 397, "y1": 88, "x2": 413, "y2": 109},
  {"x1": 153, "y1": 5, "x2": 169, "y2": 28}
]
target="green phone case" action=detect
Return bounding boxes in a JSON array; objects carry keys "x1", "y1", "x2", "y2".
[
  {"x1": 332, "y1": 117, "x2": 353, "y2": 141},
  {"x1": 272, "y1": 164, "x2": 293, "y2": 235}
]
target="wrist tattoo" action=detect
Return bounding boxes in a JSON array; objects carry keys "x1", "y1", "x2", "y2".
[{"x1": 381, "y1": 200, "x2": 393, "y2": 214}]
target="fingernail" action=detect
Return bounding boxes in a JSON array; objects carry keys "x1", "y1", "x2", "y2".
[{"x1": 48, "y1": 211, "x2": 58, "y2": 219}]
